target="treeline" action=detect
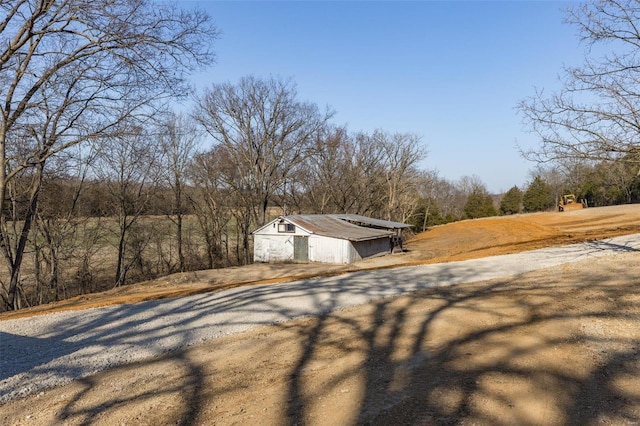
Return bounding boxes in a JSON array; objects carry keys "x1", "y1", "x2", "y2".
[
  {"x1": 506, "y1": 156, "x2": 640, "y2": 214},
  {"x1": 3, "y1": 76, "x2": 639, "y2": 312},
  {"x1": 4, "y1": 94, "x2": 433, "y2": 309}
]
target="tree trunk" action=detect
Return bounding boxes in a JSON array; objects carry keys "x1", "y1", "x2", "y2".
[
  {"x1": 114, "y1": 218, "x2": 128, "y2": 287},
  {"x1": 177, "y1": 213, "x2": 185, "y2": 272},
  {"x1": 262, "y1": 196, "x2": 269, "y2": 226},
  {"x1": 422, "y1": 204, "x2": 430, "y2": 232},
  {"x1": 7, "y1": 162, "x2": 45, "y2": 310}
]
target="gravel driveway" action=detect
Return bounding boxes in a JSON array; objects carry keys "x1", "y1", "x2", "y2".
[{"x1": 2, "y1": 234, "x2": 639, "y2": 403}]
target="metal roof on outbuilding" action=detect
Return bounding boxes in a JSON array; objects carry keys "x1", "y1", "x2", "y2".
[
  {"x1": 252, "y1": 214, "x2": 410, "y2": 242},
  {"x1": 330, "y1": 214, "x2": 412, "y2": 230},
  {"x1": 284, "y1": 215, "x2": 393, "y2": 241}
]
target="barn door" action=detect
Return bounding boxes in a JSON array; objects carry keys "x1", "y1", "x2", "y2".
[
  {"x1": 293, "y1": 236, "x2": 309, "y2": 262},
  {"x1": 261, "y1": 239, "x2": 270, "y2": 262}
]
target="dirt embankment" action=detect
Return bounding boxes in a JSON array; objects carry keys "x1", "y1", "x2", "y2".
[{"x1": 2, "y1": 204, "x2": 638, "y2": 321}]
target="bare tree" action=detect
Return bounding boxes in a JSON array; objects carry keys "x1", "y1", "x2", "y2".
[
  {"x1": 296, "y1": 128, "x2": 385, "y2": 215},
  {"x1": 375, "y1": 130, "x2": 427, "y2": 222},
  {"x1": 597, "y1": 160, "x2": 638, "y2": 203},
  {"x1": 193, "y1": 76, "x2": 333, "y2": 227},
  {"x1": 188, "y1": 149, "x2": 233, "y2": 268},
  {"x1": 334, "y1": 132, "x2": 387, "y2": 216},
  {"x1": 0, "y1": 0, "x2": 217, "y2": 310},
  {"x1": 414, "y1": 170, "x2": 442, "y2": 231},
  {"x1": 287, "y1": 125, "x2": 348, "y2": 214},
  {"x1": 32, "y1": 148, "x2": 97, "y2": 304},
  {"x1": 417, "y1": 175, "x2": 462, "y2": 222},
  {"x1": 518, "y1": 0, "x2": 640, "y2": 173},
  {"x1": 293, "y1": 129, "x2": 426, "y2": 221},
  {"x1": 93, "y1": 125, "x2": 163, "y2": 288},
  {"x1": 456, "y1": 175, "x2": 488, "y2": 198},
  {"x1": 158, "y1": 113, "x2": 201, "y2": 272}
]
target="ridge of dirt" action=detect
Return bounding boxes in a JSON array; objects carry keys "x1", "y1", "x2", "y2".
[{"x1": 1, "y1": 204, "x2": 638, "y2": 321}]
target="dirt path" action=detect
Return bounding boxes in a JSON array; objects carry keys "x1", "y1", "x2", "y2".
[{"x1": 1, "y1": 205, "x2": 640, "y2": 425}]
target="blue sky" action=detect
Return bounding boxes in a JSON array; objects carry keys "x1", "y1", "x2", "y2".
[{"x1": 184, "y1": 1, "x2": 583, "y2": 193}]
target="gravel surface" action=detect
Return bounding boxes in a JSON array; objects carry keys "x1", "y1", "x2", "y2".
[{"x1": 1, "y1": 234, "x2": 639, "y2": 404}]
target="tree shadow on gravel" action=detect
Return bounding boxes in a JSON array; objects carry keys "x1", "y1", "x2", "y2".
[
  {"x1": 55, "y1": 350, "x2": 206, "y2": 426},
  {"x1": 1, "y1": 244, "x2": 639, "y2": 425},
  {"x1": 29, "y1": 256, "x2": 636, "y2": 426},
  {"x1": 281, "y1": 259, "x2": 640, "y2": 425}
]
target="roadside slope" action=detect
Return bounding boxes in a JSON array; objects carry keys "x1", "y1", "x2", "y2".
[{"x1": 1, "y1": 204, "x2": 638, "y2": 321}]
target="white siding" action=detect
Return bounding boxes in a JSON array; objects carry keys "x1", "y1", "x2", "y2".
[
  {"x1": 308, "y1": 235, "x2": 352, "y2": 263},
  {"x1": 253, "y1": 221, "x2": 309, "y2": 237},
  {"x1": 253, "y1": 234, "x2": 295, "y2": 263},
  {"x1": 254, "y1": 217, "x2": 394, "y2": 264},
  {"x1": 253, "y1": 220, "x2": 312, "y2": 263}
]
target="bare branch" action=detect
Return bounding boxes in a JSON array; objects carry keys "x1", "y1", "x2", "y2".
[{"x1": 519, "y1": 0, "x2": 640, "y2": 171}]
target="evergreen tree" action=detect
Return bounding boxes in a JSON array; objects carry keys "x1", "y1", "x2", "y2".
[
  {"x1": 464, "y1": 190, "x2": 497, "y2": 219},
  {"x1": 500, "y1": 186, "x2": 523, "y2": 215},
  {"x1": 523, "y1": 176, "x2": 555, "y2": 212},
  {"x1": 412, "y1": 198, "x2": 445, "y2": 231}
]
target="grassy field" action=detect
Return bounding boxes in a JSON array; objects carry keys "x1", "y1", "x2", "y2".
[
  {"x1": 1, "y1": 207, "x2": 296, "y2": 311},
  {"x1": 0, "y1": 214, "x2": 244, "y2": 310}
]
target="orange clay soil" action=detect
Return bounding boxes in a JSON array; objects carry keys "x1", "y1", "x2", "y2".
[{"x1": 1, "y1": 204, "x2": 638, "y2": 321}]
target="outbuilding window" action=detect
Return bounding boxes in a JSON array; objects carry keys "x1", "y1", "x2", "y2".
[{"x1": 278, "y1": 223, "x2": 295, "y2": 233}]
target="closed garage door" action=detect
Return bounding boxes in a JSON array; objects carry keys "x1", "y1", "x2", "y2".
[{"x1": 294, "y1": 236, "x2": 309, "y2": 262}]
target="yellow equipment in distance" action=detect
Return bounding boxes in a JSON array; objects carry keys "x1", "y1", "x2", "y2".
[{"x1": 558, "y1": 194, "x2": 586, "y2": 212}]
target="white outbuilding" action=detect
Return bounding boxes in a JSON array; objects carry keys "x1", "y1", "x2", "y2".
[{"x1": 252, "y1": 214, "x2": 411, "y2": 264}]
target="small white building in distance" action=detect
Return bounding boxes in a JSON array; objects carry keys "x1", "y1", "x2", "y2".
[{"x1": 252, "y1": 214, "x2": 411, "y2": 264}]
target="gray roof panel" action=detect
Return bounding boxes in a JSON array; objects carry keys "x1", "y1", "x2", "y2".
[
  {"x1": 284, "y1": 215, "x2": 394, "y2": 242},
  {"x1": 331, "y1": 214, "x2": 412, "y2": 229}
]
